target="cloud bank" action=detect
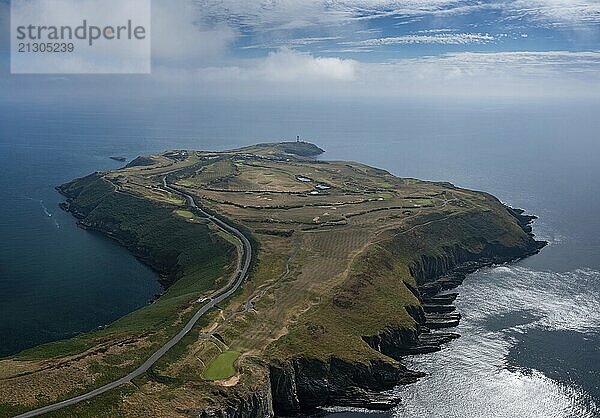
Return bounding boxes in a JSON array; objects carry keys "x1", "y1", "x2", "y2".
[
  {"x1": 144, "y1": 49, "x2": 600, "y2": 98},
  {"x1": 1, "y1": 0, "x2": 599, "y2": 100}
]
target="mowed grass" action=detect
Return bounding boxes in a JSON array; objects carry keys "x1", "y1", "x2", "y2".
[
  {"x1": 201, "y1": 351, "x2": 240, "y2": 381},
  {"x1": 174, "y1": 209, "x2": 209, "y2": 225},
  {"x1": 267, "y1": 242, "x2": 421, "y2": 363},
  {"x1": 174, "y1": 209, "x2": 195, "y2": 219}
]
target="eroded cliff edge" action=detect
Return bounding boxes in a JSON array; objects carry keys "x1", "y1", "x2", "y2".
[
  {"x1": 193, "y1": 204, "x2": 545, "y2": 417},
  {"x1": 263, "y1": 205, "x2": 546, "y2": 416}
]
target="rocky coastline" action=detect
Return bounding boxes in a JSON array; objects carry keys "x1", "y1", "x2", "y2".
[
  {"x1": 57, "y1": 176, "x2": 546, "y2": 417},
  {"x1": 265, "y1": 207, "x2": 546, "y2": 416}
]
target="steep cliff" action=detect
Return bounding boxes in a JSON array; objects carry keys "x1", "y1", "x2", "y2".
[
  {"x1": 269, "y1": 358, "x2": 423, "y2": 415},
  {"x1": 264, "y1": 204, "x2": 546, "y2": 416},
  {"x1": 57, "y1": 173, "x2": 234, "y2": 288},
  {"x1": 198, "y1": 387, "x2": 274, "y2": 418}
]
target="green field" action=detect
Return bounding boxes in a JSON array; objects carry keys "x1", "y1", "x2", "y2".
[{"x1": 201, "y1": 351, "x2": 241, "y2": 381}]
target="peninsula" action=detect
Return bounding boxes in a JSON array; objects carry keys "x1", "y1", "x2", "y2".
[{"x1": 0, "y1": 142, "x2": 545, "y2": 417}]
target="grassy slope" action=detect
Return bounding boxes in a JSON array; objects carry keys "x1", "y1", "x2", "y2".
[
  {"x1": 69, "y1": 177, "x2": 226, "y2": 333},
  {"x1": 268, "y1": 243, "x2": 420, "y2": 363},
  {"x1": 268, "y1": 205, "x2": 533, "y2": 363},
  {"x1": 0, "y1": 172, "x2": 236, "y2": 415}
]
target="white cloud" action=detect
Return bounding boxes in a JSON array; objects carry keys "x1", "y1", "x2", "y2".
[
  {"x1": 509, "y1": 0, "x2": 600, "y2": 27},
  {"x1": 3, "y1": 0, "x2": 599, "y2": 100},
  {"x1": 197, "y1": 0, "x2": 470, "y2": 29},
  {"x1": 419, "y1": 51, "x2": 600, "y2": 78},
  {"x1": 174, "y1": 0, "x2": 600, "y2": 62},
  {"x1": 153, "y1": 48, "x2": 357, "y2": 86},
  {"x1": 152, "y1": 0, "x2": 236, "y2": 66},
  {"x1": 352, "y1": 32, "x2": 495, "y2": 45},
  {"x1": 145, "y1": 49, "x2": 600, "y2": 98},
  {"x1": 4, "y1": 45, "x2": 600, "y2": 99},
  {"x1": 197, "y1": 0, "x2": 600, "y2": 32},
  {"x1": 10, "y1": 0, "x2": 151, "y2": 74},
  {"x1": 241, "y1": 36, "x2": 344, "y2": 50},
  {"x1": 257, "y1": 48, "x2": 357, "y2": 81},
  {"x1": 355, "y1": 51, "x2": 600, "y2": 96}
]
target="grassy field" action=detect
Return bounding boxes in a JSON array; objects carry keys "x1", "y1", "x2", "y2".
[
  {"x1": 201, "y1": 351, "x2": 241, "y2": 381},
  {"x1": 0, "y1": 142, "x2": 538, "y2": 417}
]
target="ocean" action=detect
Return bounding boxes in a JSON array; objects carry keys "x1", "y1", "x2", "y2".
[{"x1": 1, "y1": 96, "x2": 598, "y2": 416}]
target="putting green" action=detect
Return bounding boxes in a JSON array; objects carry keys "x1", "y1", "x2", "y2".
[{"x1": 201, "y1": 350, "x2": 240, "y2": 381}]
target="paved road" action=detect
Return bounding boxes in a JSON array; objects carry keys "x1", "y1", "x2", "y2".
[{"x1": 16, "y1": 179, "x2": 252, "y2": 418}]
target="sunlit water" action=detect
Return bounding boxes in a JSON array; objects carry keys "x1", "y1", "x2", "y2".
[
  {"x1": 1, "y1": 97, "x2": 598, "y2": 416},
  {"x1": 328, "y1": 264, "x2": 600, "y2": 417},
  {"x1": 397, "y1": 264, "x2": 599, "y2": 417}
]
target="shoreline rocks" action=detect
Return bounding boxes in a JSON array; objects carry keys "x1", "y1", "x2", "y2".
[
  {"x1": 268, "y1": 206, "x2": 546, "y2": 416},
  {"x1": 269, "y1": 358, "x2": 424, "y2": 415}
]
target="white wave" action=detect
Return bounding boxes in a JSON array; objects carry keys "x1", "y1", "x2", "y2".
[
  {"x1": 325, "y1": 406, "x2": 383, "y2": 414},
  {"x1": 38, "y1": 200, "x2": 53, "y2": 217},
  {"x1": 530, "y1": 216, "x2": 568, "y2": 246},
  {"x1": 23, "y1": 196, "x2": 55, "y2": 219}
]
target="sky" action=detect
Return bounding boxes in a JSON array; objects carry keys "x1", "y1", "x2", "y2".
[{"x1": 1, "y1": 0, "x2": 600, "y2": 99}]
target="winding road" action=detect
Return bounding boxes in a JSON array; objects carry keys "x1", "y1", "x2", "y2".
[{"x1": 16, "y1": 178, "x2": 252, "y2": 418}]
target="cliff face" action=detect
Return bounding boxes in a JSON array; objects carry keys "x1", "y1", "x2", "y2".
[
  {"x1": 269, "y1": 358, "x2": 423, "y2": 415},
  {"x1": 364, "y1": 240, "x2": 545, "y2": 363},
  {"x1": 410, "y1": 206, "x2": 546, "y2": 297},
  {"x1": 263, "y1": 207, "x2": 546, "y2": 416},
  {"x1": 411, "y1": 241, "x2": 545, "y2": 297},
  {"x1": 198, "y1": 387, "x2": 274, "y2": 418},
  {"x1": 191, "y1": 356, "x2": 422, "y2": 418}
]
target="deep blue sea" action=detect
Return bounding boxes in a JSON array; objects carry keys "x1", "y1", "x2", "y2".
[{"x1": 1, "y1": 97, "x2": 598, "y2": 417}]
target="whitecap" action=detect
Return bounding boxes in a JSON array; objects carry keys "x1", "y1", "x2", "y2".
[{"x1": 23, "y1": 196, "x2": 54, "y2": 218}]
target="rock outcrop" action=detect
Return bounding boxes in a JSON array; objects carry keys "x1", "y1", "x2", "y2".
[
  {"x1": 198, "y1": 387, "x2": 274, "y2": 418},
  {"x1": 269, "y1": 357, "x2": 423, "y2": 415}
]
